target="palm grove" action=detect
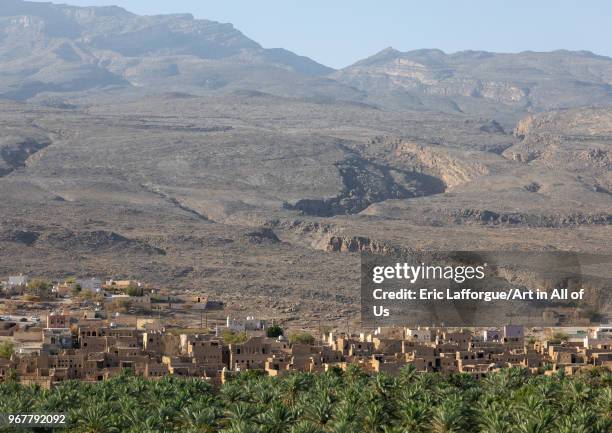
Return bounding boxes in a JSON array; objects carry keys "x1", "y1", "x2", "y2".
[{"x1": 0, "y1": 366, "x2": 610, "y2": 433}]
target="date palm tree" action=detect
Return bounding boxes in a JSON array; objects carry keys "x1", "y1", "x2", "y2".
[
  {"x1": 283, "y1": 373, "x2": 310, "y2": 407},
  {"x1": 221, "y1": 382, "x2": 244, "y2": 405},
  {"x1": 257, "y1": 402, "x2": 295, "y2": 433},
  {"x1": 396, "y1": 400, "x2": 429, "y2": 433},
  {"x1": 362, "y1": 400, "x2": 390, "y2": 433},
  {"x1": 225, "y1": 402, "x2": 256, "y2": 425},
  {"x1": 303, "y1": 392, "x2": 334, "y2": 427},
  {"x1": 428, "y1": 399, "x2": 465, "y2": 433},
  {"x1": 222, "y1": 419, "x2": 258, "y2": 433},
  {"x1": 180, "y1": 405, "x2": 219, "y2": 433},
  {"x1": 1, "y1": 362, "x2": 610, "y2": 433},
  {"x1": 513, "y1": 408, "x2": 554, "y2": 433},
  {"x1": 398, "y1": 364, "x2": 418, "y2": 386},
  {"x1": 70, "y1": 405, "x2": 118, "y2": 433},
  {"x1": 477, "y1": 403, "x2": 511, "y2": 433},
  {"x1": 289, "y1": 420, "x2": 324, "y2": 433}
]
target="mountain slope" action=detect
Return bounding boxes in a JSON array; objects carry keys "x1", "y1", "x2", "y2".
[
  {"x1": 0, "y1": 0, "x2": 344, "y2": 101},
  {"x1": 3, "y1": 0, "x2": 612, "y2": 122},
  {"x1": 333, "y1": 48, "x2": 612, "y2": 122}
]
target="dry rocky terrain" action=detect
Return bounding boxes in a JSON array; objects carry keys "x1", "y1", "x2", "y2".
[{"x1": 0, "y1": 1, "x2": 610, "y2": 329}]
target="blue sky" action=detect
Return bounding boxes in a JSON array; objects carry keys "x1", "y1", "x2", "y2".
[{"x1": 53, "y1": 0, "x2": 611, "y2": 68}]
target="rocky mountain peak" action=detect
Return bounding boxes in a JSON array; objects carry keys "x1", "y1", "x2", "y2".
[{"x1": 0, "y1": 0, "x2": 336, "y2": 101}]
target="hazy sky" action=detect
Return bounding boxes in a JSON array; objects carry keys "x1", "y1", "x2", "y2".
[{"x1": 50, "y1": 0, "x2": 611, "y2": 68}]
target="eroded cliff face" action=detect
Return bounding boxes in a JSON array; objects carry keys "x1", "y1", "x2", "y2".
[
  {"x1": 391, "y1": 141, "x2": 490, "y2": 189},
  {"x1": 276, "y1": 217, "x2": 610, "y2": 318},
  {"x1": 503, "y1": 109, "x2": 612, "y2": 195},
  {"x1": 506, "y1": 109, "x2": 612, "y2": 165},
  {"x1": 446, "y1": 209, "x2": 611, "y2": 227},
  {"x1": 322, "y1": 235, "x2": 400, "y2": 254},
  {"x1": 0, "y1": 134, "x2": 51, "y2": 176},
  {"x1": 336, "y1": 59, "x2": 528, "y2": 105},
  {"x1": 333, "y1": 48, "x2": 612, "y2": 120},
  {"x1": 283, "y1": 155, "x2": 446, "y2": 217},
  {"x1": 513, "y1": 114, "x2": 536, "y2": 139},
  {"x1": 273, "y1": 219, "x2": 402, "y2": 255}
]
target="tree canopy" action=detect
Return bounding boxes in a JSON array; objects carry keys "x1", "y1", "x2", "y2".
[
  {"x1": 26, "y1": 278, "x2": 52, "y2": 294},
  {"x1": 289, "y1": 332, "x2": 315, "y2": 345},
  {"x1": 222, "y1": 330, "x2": 248, "y2": 344},
  {"x1": 0, "y1": 367, "x2": 609, "y2": 432},
  {"x1": 266, "y1": 324, "x2": 284, "y2": 338},
  {"x1": 0, "y1": 341, "x2": 14, "y2": 359}
]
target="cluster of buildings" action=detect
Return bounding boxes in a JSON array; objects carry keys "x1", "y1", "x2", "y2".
[
  {"x1": 1, "y1": 274, "x2": 29, "y2": 292},
  {"x1": 2, "y1": 274, "x2": 143, "y2": 297},
  {"x1": 0, "y1": 273, "x2": 221, "y2": 315},
  {"x1": 1, "y1": 274, "x2": 132, "y2": 299},
  {"x1": 1, "y1": 307, "x2": 611, "y2": 388},
  {"x1": 1, "y1": 274, "x2": 610, "y2": 388}
]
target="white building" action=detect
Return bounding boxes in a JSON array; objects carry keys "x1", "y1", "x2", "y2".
[
  {"x1": 215, "y1": 316, "x2": 267, "y2": 336},
  {"x1": 77, "y1": 278, "x2": 102, "y2": 293},
  {"x1": 594, "y1": 325, "x2": 612, "y2": 340},
  {"x1": 8, "y1": 274, "x2": 28, "y2": 287}
]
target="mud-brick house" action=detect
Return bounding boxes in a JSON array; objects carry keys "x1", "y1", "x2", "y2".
[{"x1": 229, "y1": 336, "x2": 271, "y2": 370}]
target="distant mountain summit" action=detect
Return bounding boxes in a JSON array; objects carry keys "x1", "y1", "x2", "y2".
[
  {"x1": 0, "y1": 0, "x2": 337, "y2": 100},
  {"x1": 333, "y1": 48, "x2": 612, "y2": 122},
  {"x1": 1, "y1": 0, "x2": 612, "y2": 122}
]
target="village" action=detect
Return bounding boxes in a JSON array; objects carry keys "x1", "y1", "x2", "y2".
[{"x1": 0, "y1": 273, "x2": 611, "y2": 389}]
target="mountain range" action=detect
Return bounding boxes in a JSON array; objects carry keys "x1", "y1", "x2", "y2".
[
  {"x1": 0, "y1": 0, "x2": 344, "y2": 100},
  {"x1": 2, "y1": 0, "x2": 612, "y2": 124}
]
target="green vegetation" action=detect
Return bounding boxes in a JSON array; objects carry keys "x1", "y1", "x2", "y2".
[
  {"x1": 26, "y1": 278, "x2": 52, "y2": 296},
  {"x1": 27, "y1": 278, "x2": 51, "y2": 290},
  {"x1": 79, "y1": 289, "x2": 95, "y2": 301},
  {"x1": 0, "y1": 341, "x2": 14, "y2": 359},
  {"x1": 113, "y1": 298, "x2": 130, "y2": 314},
  {"x1": 222, "y1": 330, "x2": 248, "y2": 344},
  {"x1": 71, "y1": 284, "x2": 82, "y2": 297},
  {"x1": 552, "y1": 331, "x2": 570, "y2": 343},
  {"x1": 0, "y1": 367, "x2": 610, "y2": 432},
  {"x1": 289, "y1": 332, "x2": 315, "y2": 345},
  {"x1": 266, "y1": 324, "x2": 284, "y2": 338},
  {"x1": 126, "y1": 285, "x2": 144, "y2": 297},
  {"x1": 151, "y1": 295, "x2": 171, "y2": 303}
]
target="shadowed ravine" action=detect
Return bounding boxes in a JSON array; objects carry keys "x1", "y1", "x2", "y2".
[{"x1": 284, "y1": 157, "x2": 446, "y2": 217}]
